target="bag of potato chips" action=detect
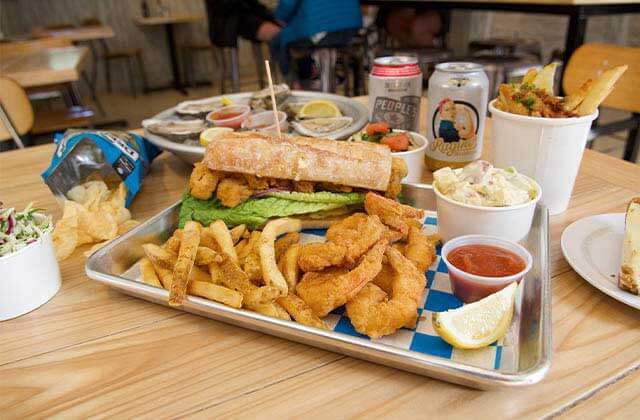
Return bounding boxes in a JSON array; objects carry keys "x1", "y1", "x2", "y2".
[{"x1": 41, "y1": 130, "x2": 161, "y2": 207}]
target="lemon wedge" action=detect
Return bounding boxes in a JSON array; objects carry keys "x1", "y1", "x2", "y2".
[
  {"x1": 220, "y1": 96, "x2": 233, "y2": 106},
  {"x1": 432, "y1": 282, "x2": 517, "y2": 349},
  {"x1": 199, "y1": 127, "x2": 234, "y2": 147},
  {"x1": 298, "y1": 100, "x2": 342, "y2": 119}
]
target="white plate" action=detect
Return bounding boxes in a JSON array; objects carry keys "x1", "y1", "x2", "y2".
[{"x1": 561, "y1": 213, "x2": 640, "y2": 310}]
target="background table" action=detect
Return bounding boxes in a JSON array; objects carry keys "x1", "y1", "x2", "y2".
[
  {"x1": 362, "y1": 0, "x2": 640, "y2": 88},
  {"x1": 134, "y1": 15, "x2": 206, "y2": 94},
  {"x1": 35, "y1": 25, "x2": 115, "y2": 42},
  {"x1": 0, "y1": 46, "x2": 88, "y2": 89},
  {"x1": 1, "y1": 98, "x2": 640, "y2": 417}
]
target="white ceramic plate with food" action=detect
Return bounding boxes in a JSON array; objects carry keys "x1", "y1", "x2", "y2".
[{"x1": 561, "y1": 213, "x2": 640, "y2": 310}]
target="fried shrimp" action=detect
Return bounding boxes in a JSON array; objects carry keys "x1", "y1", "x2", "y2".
[
  {"x1": 277, "y1": 294, "x2": 328, "y2": 330},
  {"x1": 385, "y1": 157, "x2": 408, "y2": 199},
  {"x1": 326, "y1": 213, "x2": 386, "y2": 264},
  {"x1": 189, "y1": 163, "x2": 219, "y2": 200},
  {"x1": 404, "y1": 226, "x2": 440, "y2": 273},
  {"x1": 298, "y1": 242, "x2": 347, "y2": 272},
  {"x1": 364, "y1": 192, "x2": 424, "y2": 237},
  {"x1": 346, "y1": 247, "x2": 426, "y2": 338},
  {"x1": 296, "y1": 240, "x2": 387, "y2": 317},
  {"x1": 216, "y1": 177, "x2": 253, "y2": 207}
]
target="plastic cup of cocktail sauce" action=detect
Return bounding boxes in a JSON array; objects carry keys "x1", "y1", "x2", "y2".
[
  {"x1": 206, "y1": 105, "x2": 251, "y2": 129},
  {"x1": 441, "y1": 234, "x2": 532, "y2": 303}
]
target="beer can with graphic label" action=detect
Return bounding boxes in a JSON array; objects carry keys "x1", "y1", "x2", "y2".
[
  {"x1": 369, "y1": 56, "x2": 422, "y2": 132},
  {"x1": 425, "y1": 62, "x2": 488, "y2": 170}
]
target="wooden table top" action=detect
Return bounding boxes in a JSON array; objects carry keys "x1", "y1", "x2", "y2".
[
  {"x1": 0, "y1": 46, "x2": 89, "y2": 88},
  {"x1": 1, "y1": 99, "x2": 640, "y2": 417},
  {"x1": 37, "y1": 25, "x2": 115, "y2": 42},
  {"x1": 134, "y1": 15, "x2": 206, "y2": 26}
]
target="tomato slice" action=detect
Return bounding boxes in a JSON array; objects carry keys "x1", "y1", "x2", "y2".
[
  {"x1": 381, "y1": 132, "x2": 410, "y2": 152},
  {"x1": 366, "y1": 122, "x2": 390, "y2": 137}
]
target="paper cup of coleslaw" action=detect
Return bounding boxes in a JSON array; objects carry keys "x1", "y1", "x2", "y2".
[
  {"x1": 0, "y1": 209, "x2": 61, "y2": 321},
  {"x1": 489, "y1": 99, "x2": 598, "y2": 215}
]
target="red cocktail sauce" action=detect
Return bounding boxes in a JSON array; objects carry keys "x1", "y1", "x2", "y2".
[
  {"x1": 447, "y1": 245, "x2": 526, "y2": 277},
  {"x1": 211, "y1": 111, "x2": 243, "y2": 120},
  {"x1": 446, "y1": 244, "x2": 526, "y2": 303}
]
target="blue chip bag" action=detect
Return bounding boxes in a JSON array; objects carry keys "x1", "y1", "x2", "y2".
[{"x1": 41, "y1": 130, "x2": 162, "y2": 207}]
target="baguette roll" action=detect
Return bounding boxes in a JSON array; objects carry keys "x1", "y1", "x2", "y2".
[{"x1": 203, "y1": 132, "x2": 393, "y2": 191}]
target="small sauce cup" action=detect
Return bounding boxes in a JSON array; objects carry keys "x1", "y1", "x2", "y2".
[
  {"x1": 241, "y1": 110, "x2": 288, "y2": 133},
  {"x1": 206, "y1": 105, "x2": 251, "y2": 129},
  {"x1": 441, "y1": 234, "x2": 532, "y2": 303}
]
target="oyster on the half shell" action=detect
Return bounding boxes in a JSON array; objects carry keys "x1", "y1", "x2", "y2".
[
  {"x1": 250, "y1": 83, "x2": 291, "y2": 110},
  {"x1": 291, "y1": 116, "x2": 354, "y2": 137},
  {"x1": 146, "y1": 119, "x2": 207, "y2": 141},
  {"x1": 175, "y1": 99, "x2": 220, "y2": 117}
]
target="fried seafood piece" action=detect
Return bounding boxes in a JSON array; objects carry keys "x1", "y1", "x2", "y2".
[
  {"x1": 385, "y1": 158, "x2": 408, "y2": 199},
  {"x1": 404, "y1": 226, "x2": 440, "y2": 273},
  {"x1": 243, "y1": 174, "x2": 270, "y2": 190},
  {"x1": 294, "y1": 181, "x2": 315, "y2": 193},
  {"x1": 216, "y1": 177, "x2": 253, "y2": 207},
  {"x1": 371, "y1": 261, "x2": 395, "y2": 295},
  {"x1": 364, "y1": 192, "x2": 424, "y2": 237},
  {"x1": 298, "y1": 242, "x2": 347, "y2": 272},
  {"x1": 346, "y1": 247, "x2": 426, "y2": 338},
  {"x1": 189, "y1": 163, "x2": 220, "y2": 200},
  {"x1": 296, "y1": 240, "x2": 387, "y2": 317},
  {"x1": 326, "y1": 213, "x2": 386, "y2": 264},
  {"x1": 277, "y1": 294, "x2": 328, "y2": 330}
]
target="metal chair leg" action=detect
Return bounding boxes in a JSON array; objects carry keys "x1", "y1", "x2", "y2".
[
  {"x1": 623, "y1": 114, "x2": 640, "y2": 162},
  {"x1": 105, "y1": 59, "x2": 112, "y2": 93},
  {"x1": 252, "y1": 43, "x2": 265, "y2": 88},
  {"x1": 0, "y1": 103, "x2": 25, "y2": 149},
  {"x1": 81, "y1": 71, "x2": 106, "y2": 116},
  {"x1": 126, "y1": 58, "x2": 137, "y2": 97},
  {"x1": 230, "y1": 47, "x2": 240, "y2": 93},
  {"x1": 317, "y1": 48, "x2": 337, "y2": 93},
  {"x1": 135, "y1": 52, "x2": 148, "y2": 93}
]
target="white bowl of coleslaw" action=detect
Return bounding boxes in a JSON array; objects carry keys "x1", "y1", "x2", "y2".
[{"x1": 0, "y1": 205, "x2": 60, "y2": 321}]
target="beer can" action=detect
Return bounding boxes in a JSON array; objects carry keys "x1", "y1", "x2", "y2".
[
  {"x1": 425, "y1": 62, "x2": 489, "y2": 170},
  {"x1": 369, "y1": 56, "x2": 422, "y2": 131}
]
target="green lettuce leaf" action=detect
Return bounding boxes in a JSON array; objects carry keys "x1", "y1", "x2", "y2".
[{"x1": 179, "y1": 191, "x2": 364, "y2": 229}]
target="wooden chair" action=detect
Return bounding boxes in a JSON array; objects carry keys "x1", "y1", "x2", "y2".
[
  {"x1": 0, "y1": 77, "x2": 93, "y2": 150},
  {"x1": 563, "y1": 43, "x2": 640, "y2": 162}
]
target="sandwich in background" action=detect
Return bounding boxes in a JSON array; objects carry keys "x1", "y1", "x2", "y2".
[{"x1": 619, "y1": 197, "x2": 640, "y2": 295}]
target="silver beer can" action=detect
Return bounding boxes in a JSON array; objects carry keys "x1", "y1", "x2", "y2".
[
  {"x1": 369, "y1": 56, "x2": 422, "y2": 131},
  {"x1": 425, "y1": 62, "x2": 489, "y2": 170}
]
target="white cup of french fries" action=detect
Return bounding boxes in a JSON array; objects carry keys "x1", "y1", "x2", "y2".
[{"x1": 489, "y1": 63, "x2": 627, "y2": 214}]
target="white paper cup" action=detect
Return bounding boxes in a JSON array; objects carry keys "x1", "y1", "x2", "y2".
[
  {"x1": 391, "y1": 130, "x2": 428, "y2": 183},
  {"x1": 489, "y1": 100, "x2": 598, "y2": 215},
  {"x1": 0, "y1": 221, "x2": 61, "y2": 321},
  {"x1": 434, "y1": 176, "x2": 541, "y2": 243}
]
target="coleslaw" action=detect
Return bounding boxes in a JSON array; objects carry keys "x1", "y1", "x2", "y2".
[{"x1": 0, "y1": 203, "x2": 52, "y2": 257}]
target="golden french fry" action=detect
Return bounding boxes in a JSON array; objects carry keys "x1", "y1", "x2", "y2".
[
  {"x1": 250, "y1": 302, "x2": 291, "y2": 320},
  {"x1": 154, "y1": 265, "x2": 173, "y2": 289},
  {"x1": 195, "y1": 246, "x2": 222, "y2": 266},
  {"x1": 274, "y1": 232, "x2": 300, "y2": 262},
  {"x1": 143, "y1": 243, "x2": 176, "y2": 269},
  {"x1": 522, "y1": 68, "x2": 538, "y2": 85},
  {"x1": 239, "y1": 231, "x2": 260, "y2": 260},
  {"x1": 259, "y1": 219, "x2": 332, "y2": 296},
  {"x1": 230, "y1": 224, "x2": 247, "y2": 244},
  {"x1": 576, "y1": 65, "x2": 628, "y2": 116},
  {"x1": 169, "y1": 221, "x2": 201, "y2": 306},
  {"x1": 278, "y1": 243, "x2": 301, "y2": 290},
  {"x1": 277, "y1": 294, "x2": 328, "y2": 330},
  {"x1": 209, "y1": 263, "x2": 224, "y2": 284},
  {"x1": 563, "y1": 79, "x2": 592, "y2": 112},
  {"x1": 243, "y1": 251, "x2": 263, "y2": 284},
  {"x1": 188, "y1": 281, "x2": 243, "y2": 308},
  {"x1": 533, "y1": 62, "x2": 558, "y2": 94},
  {"x1": 206, "y1": 220, "x2": 238, "y2": 263},
  {"x1": 244, "y1": 285, "x2": 281, "y2": 307},
  {"x1": 217, "y1": 253, "x2": 255, "y2": 295},
  {"x1": 164, "y1": 232, "x2": 182, "y2": 253},
  {"x1": 140, "y1": 257, "x2": 163, "y2": 288},
  {"x1": 234, "y1": 238, "x2": 248, "y2": 256}
]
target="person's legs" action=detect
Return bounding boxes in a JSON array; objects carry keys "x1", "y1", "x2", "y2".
[{"x1": 256, "y1": 21, "x2": 281, "y2": 42}]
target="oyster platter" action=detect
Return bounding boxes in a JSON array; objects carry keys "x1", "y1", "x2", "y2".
[{"x1": 142, "y1": 85, "x2": 369, "y2": 164}]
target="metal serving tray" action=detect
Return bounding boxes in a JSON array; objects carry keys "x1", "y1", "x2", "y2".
[{"x1": 85, "y1": 184, "x2": 551, "y2": 389}]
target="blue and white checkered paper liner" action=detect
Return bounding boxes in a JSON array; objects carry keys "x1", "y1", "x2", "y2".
[{"x1": 299, "y1": 211, "x2": 520, "y2": 372}]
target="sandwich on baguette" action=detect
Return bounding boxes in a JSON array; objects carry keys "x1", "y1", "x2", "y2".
[
  {"x1": 619, "y1": 197, "x2": 640, "y2": 295},
  {"x1": 181, "y1": 132, "x2": 408, "y2": 228}
]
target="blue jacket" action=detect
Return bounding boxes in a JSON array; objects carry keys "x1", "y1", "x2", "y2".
[{"x1": 274, "y1": 0, "x2": 362, "y2": 47}]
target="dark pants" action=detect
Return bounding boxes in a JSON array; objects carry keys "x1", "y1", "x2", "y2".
[{"x1": 269, "y1": 28, "x2": 360, "y2": 77}]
